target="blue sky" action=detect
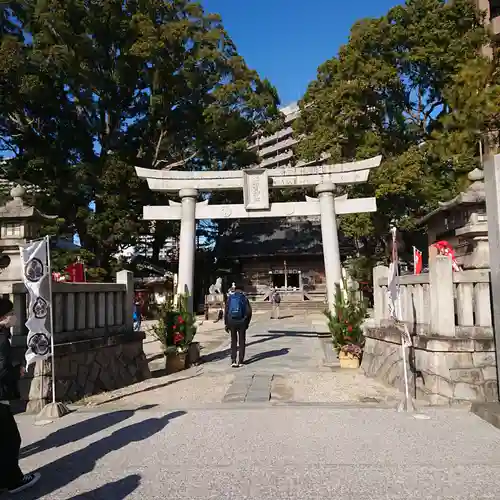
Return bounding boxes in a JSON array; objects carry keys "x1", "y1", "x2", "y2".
[{"x1": 202, "y1": 0, "x2": 403, "y2": 106}]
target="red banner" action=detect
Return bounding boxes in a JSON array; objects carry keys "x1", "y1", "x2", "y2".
[
  {"x1": 65, "y1": 262, "x2": 85, "y2": 282},
  {"x1": 413, "y1": 247, "x2": 423, "y2": 275}
]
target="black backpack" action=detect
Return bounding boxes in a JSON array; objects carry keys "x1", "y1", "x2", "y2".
[{"x1": 274, "y1": 292, "x2": 281, "y2": 304}]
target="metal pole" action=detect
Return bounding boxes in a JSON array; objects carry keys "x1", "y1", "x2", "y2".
[
  {"x1": 45, "y1": 235, "x2": 56, "y2": 405},
  {"x1": 391, "y1": 226, "x2": 414, "y2": 413},
  {"x1": 394, "y1": 260, "x2": 410, "y2": 409}
]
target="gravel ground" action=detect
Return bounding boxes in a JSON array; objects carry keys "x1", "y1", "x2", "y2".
[
  {"x1": 15, "y1": 406, "x2": 500, "y2": 499},
  {"x1": 282, "y1": 370, "x2": 402, "y2": 404},
  {"x1": 83, "y1": 371, "x2": 235, "y2": 408}
]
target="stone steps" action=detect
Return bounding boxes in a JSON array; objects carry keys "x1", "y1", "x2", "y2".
[{"x1": 249, "y1": 301, "x2": 326, "y2": 313}]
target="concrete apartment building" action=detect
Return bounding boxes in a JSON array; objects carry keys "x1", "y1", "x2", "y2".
[
  {"x1": 477, "y1": 0, "x2": 500, "y2": 57},
  {"x1": 478, "y1": 0, "x2": 500, "y2": 33},
  {"x1": 249, "y1": 102, "x2": 301, "y2": 169},
  {"x1": 222, "y1": 102, "x2": 339, "y2": 299}
]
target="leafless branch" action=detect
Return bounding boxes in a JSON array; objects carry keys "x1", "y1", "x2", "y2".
[
  {"x1": 8, "y1": 112, "x2": 35, "y2": 131},
  {"x1": 156, "y1": 150, "x2": 198, "y2": 170},
  {"x1": 152, "y1": 129, "x2": 166, "y2": 167}
]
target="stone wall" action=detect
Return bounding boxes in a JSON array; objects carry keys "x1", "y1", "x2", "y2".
[
  {"x1": 362, "y1": 326, "x2": 497, "y2": 405},
  {"x1": 8, "y1": 270, "x2": 147, "y2": 413},
  {"x1": 15, "y1": 331, "x2": 150, "y2": 413}
]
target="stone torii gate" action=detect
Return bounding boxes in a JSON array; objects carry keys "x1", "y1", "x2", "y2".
[{"x1": 135, "y1": 155, "x2": 381, "y2": 312}]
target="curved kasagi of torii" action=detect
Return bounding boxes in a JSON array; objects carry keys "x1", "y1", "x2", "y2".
[
  {"x1": 135, "y1": 155, "x2": 382, "y2": 220},
  {"x1": 135, "y1": 155, "x2": 382, "y2": 313},
  {"x1": 135, "y1": 155, "x2": 382, "y2": 192}
]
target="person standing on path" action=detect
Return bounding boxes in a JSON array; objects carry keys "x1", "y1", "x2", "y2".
[
  {"x1": 133, "y1": 299, "x2": 142, "y2": 332},
  {"x1": 224, "y1": 285, "x2": 252, "y2": 367},
  {"x1": 271, "y1": 288, "x2": 281, "y2": 320},
  {"x1": 0, "y1": 299, "x2": 41, "y2": 495}
]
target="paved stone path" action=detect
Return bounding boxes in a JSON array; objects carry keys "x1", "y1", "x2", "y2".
[
  {"x1": 84, "y1": 314, "x2": 400, "y2": 408},
  {"x1": 10, "y1": 314, "x2": 500, "y2": 498},
  {"x1": 197, "y1": 315, "x2": 401, "y2": 405},
  {"x1": 14, "y1": 406, "x2": 500, "y2": 499}
]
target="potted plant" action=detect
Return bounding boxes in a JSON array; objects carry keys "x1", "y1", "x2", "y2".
[
  {"x1": 151, "y1": 294, "x2": 198, "y2": 374},
  {"x1": 325, "y1": 282, "x2": 367, "y2": 369}
]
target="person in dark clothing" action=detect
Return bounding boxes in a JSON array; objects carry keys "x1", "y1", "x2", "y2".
[
  {"x1": 224, "y1": 286, "x2": 252, "y2": 367},
  {"x1": 0, "y1": 299, "x2": 40, "y2": 494},
  {"x1": 133, "y1": 300, "x2": 141, "y2": 332}
]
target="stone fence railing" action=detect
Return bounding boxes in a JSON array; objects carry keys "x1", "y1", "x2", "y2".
[
  {"x1": 365, "y1": 255, "x2": 497, "y2": 405},
  {"x1": 8, "y1": 270, "x2": 150, "y2": 412},
  {"x1": 10, "y1": 270, "x2": 134, "y2": 346},
  {"x1": 373, "y1": 257, "x2": 492, "y2": 337}
]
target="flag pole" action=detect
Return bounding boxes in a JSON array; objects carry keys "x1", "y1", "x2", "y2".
[
  {"x1": 390, "y1": 227, "x2": 415, "y2": 413},
  {"x1": 36, "y1": 235, "x2": 69, "y2": 422},
  {"x1": 45, "y1": 235, "x2": 56, "y2": 406}
]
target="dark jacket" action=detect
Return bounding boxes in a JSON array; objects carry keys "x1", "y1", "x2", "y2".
[
  {"x1": 0, "y1": 328, "x2": 21, "y2": 401},
  {"x1": 224, "y1": 291, "x2": 252, "y2": 328}
]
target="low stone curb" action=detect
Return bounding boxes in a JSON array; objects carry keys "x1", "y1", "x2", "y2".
[
  {"x1": 320, "y1": 337, "x2": 340, "y2": 367},
  {"x1": 471, "y1": 402, "x2": 500, "y2": 429}
]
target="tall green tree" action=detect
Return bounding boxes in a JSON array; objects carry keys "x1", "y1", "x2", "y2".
[
  {"x1": 294, "y1": 0, "x2": 489, "y2": 267},
  {"x1": 1, "y1": 0, "x2": 279, "y2": 273}
]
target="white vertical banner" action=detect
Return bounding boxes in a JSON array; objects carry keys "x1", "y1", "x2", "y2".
[
  {"x1": 387, "y1": 227, "x2": 411, "y2": 347},
  {"x1": 387, "y1": 226, "x2": 415, "y2": 413},
  {"x1": 20, "y1": 237, "x2": 52, "y2": 366}
]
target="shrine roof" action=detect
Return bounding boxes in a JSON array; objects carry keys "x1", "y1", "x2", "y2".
[
  {"x1": 0, "y1": 185, "x2": 56, "y2": 220},
  {"x1": 416, "y1": 168, "x2": 485, "y2": 226},
  {"x1": 216, "y1": 219, "x2": 352, "y2": 258}
]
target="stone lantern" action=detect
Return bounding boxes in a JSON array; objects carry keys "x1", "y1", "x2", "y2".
[
  {"x1": 0, "y1": 185, "x2": 56, "y2": 294},
  {"x1": 417, "y1": 167, "x2": 488, "y2": 269}
]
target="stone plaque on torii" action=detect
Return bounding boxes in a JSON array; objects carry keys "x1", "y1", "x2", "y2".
[{"x1": 135, "y1": 155, "x2": 382, "y2": 312}]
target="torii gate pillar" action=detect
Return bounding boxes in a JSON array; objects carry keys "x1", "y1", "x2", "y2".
[
  {"x1": 316, "y1": 182, "x2": 342, "y2": 311},
  {"x1": 177, "y1": 188, "x2": 197, "y2": 311}
]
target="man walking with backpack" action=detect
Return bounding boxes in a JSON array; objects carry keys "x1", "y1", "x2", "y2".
[{"x1": 224, "y1": 284, "x2": 252, "y2": 367}]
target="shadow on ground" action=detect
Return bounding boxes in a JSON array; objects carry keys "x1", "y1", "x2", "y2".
[
  {"x1": 70, "y1": 474, "x2": 142, "y2": 499},
  {"x1": 244, "y1": 348, "x2": 290, "y2": 365},
  {"x1": 21, "y1": 410, "x2": 186, "y2": 500},
  {"x1": 201, "y1": 329, "x2": 315, "y2": 364},
  {"x1": 265, "y1": 330, "x2": 317, "y2": 337},
  {"x1": 20, "y1": 404, "x2": 157, "y2": 459}
]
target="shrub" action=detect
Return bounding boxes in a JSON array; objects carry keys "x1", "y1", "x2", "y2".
[
  {"x1": 324, "y1": 281, "x2": 367, "y2": 355},
  {"x1": 152, "y1": 294, "x2": 197, "y2": 353}
]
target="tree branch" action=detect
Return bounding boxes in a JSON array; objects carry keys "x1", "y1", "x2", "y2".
[
  {"x1": 152, "y1": 128, "x2": 166, "y2": 167},
  {"x1": 423, "y1": 100, "x2": 443, "y2": 123},
  {"x1": 155, "y1": 150, "x2": 198, "y2": 170}
]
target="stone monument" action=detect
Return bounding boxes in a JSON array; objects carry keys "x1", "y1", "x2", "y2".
[
  {"x1": 136, "y1": 155, "x2": 382, "y2": 312},
  {"x1": 205, "y1": 277, "x2": 224, "y2": 320},
  {"x1": 0, "y1": 185, "x2": 57, "y2": 295},
  {"x1": 208, "y1": 277, "x2": 222, "y2": 294}
]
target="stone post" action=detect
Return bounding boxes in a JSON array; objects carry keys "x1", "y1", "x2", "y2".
[
  {"x1": 373, "y1": 265, "x2": 389, "y2": 324},
  {"x1": 316, "y1": 182, "x2": 342, "y2": 312},
  {"x1": 177, "y1": 188, "x2": 198, "y2": 312},
  {"x1": 484, "y1": 154, "x2": 500, "y2": 396},
  {"x1": 11, "y1": 290, "x2": 27, "y2": 342},
  {"x1": 429, "y1": 252, "x2": 455, "y2": 337},
  {"x1": 117, "y1": 270, "x2": 134, "y2": 332}
]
